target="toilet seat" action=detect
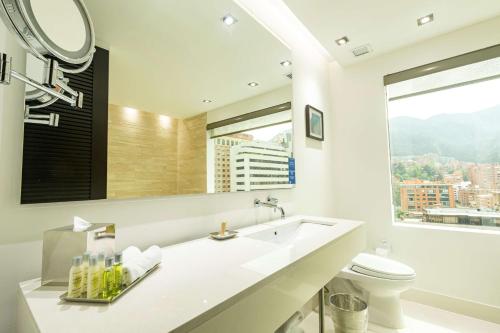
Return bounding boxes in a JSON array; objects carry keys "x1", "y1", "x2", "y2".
[
  {"x1": 336, "y1": 253, "x2": 416, "y2": 329},
  {"x1": 350, "y1": 253, "x2": 415, "y2": 280}
]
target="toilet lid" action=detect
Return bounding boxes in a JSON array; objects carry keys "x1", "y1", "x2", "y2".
[{"x1": 350, "y1": 253, "x2": 416, "y2": 280}]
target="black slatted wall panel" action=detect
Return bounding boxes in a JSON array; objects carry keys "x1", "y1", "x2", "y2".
[{"x1": 21, "y1": 47, "x2": 109, "y2": 204}]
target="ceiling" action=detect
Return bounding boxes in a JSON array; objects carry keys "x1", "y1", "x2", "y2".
[
  {"x1": 84, "y1": 0, "x2": 291, "y2": 118},
  {"x1": 284, "y1": 0, "x2": 500, "y2": 66}
]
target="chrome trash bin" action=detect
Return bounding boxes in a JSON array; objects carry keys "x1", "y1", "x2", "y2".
[{"x1": 329, "y1": 293, "x2": 368, "y2": 333}]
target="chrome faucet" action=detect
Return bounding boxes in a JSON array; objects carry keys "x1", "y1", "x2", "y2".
[{"x1": 254, "y1": 196, "x2": 285, "y2": 219}]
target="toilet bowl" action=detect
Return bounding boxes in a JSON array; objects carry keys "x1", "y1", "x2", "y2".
[{"x1": 336, "y1": 253, "x2": 416, "y2": 330}]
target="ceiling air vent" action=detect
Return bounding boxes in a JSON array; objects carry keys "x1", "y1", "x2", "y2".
[
  {"x1": 352, "y1": 44, "x2": 372, "y2": 57},
  {"x1": 285, "y1": 73, "x2": 293, "y2": 80}
]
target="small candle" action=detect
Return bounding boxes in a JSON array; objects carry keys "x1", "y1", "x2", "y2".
[{"x1": 220, "y1": 222, "x2": 227, "y2": 236}]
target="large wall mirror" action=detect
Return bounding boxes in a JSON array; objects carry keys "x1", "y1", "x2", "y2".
[{"x1": 19, "y1": 0, "x2": 293, "y2": 203}]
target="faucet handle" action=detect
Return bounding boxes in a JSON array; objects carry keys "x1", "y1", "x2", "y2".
[{"x1": 267, "y1": 196, "x2": 278, "y2": 204}]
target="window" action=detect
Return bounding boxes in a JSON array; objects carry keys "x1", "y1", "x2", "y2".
[{"x1": 385, "y1": 45, "x2": 500, "y2": 229}]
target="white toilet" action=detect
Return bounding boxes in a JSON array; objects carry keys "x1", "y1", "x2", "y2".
[{"x1": 336, "y1": 253, "x2": 416, "y2": 329}]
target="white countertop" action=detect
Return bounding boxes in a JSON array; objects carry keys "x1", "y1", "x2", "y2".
[{"x1": 19, "y1": 215, "x2": 363, "y2": 333}]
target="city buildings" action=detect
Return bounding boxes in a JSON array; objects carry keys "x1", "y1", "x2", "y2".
[
  {"x1": 400, "y1": 180, "x2": 455, "y2": 213},
  {"x1": 230, "y1": 142, "x2": 292, "y2": 192},
  {"x1": 214, "y1": 134, "x2": 253, "y2": 193},
  {"x1": 443, "y1": 171, "x2": 464, "y2": 184},
  {"x1": 468, "y1": 164, "x2": 500, "y2": 190},
  {"x1": 457, "y1": 187, "x2": 497, "y2": 209}
]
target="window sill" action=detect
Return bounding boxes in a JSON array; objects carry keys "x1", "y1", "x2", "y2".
[{"x1": 393, "y1": 220, "x2": 500, "y2": 236}]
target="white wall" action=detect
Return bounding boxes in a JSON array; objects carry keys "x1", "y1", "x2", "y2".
[
  {"x1": 206, "y1": 85, "x2": 292, "y2": 123},
  {"x1": 329, "y1": 16, "x2": 500, "y2": 307},
  {"x1": 0, "y1": 1, "x2": 333, "y2": 332}
]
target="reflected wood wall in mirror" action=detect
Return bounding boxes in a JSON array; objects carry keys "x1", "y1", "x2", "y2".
[
  {"x1": 20, "y1": 0, "x2": 293, "y2": 203},
  {"x1": 107, "y1": 106, "x2": 208, "y2": 199}
]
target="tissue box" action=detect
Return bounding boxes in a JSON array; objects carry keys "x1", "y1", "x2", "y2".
[{"x1": 41, "y1": 223, "x2": 115, "y2": 286}]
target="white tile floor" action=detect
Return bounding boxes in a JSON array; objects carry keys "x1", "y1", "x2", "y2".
[{"x1": 299, "y1": 300, "x2": 500, "y2": 333}]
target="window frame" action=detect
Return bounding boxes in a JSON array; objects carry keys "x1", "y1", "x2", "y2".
[{"x1": 384, "y1": 44, "x2": 500, "y2": 233}]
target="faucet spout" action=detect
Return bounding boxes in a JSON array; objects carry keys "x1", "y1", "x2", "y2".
[
  {"x1": 276, "y1": 206, "x2": 285, "y2": 219},
  {"x1": 254, "y1": 196, "x2": 285, "y2": 219}
]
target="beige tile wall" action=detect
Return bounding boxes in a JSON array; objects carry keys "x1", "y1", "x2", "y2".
[
  {"x1": 177, "y1": 113, "x2": 207, "y2": 194},
  {"x1": 107, "y1": 105, "x2": 179, "y2": 198}
]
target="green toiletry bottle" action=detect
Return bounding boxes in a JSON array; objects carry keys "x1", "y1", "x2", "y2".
[
  {"x1": 86, "y1": 256, "x2": 100, "y2": 299},
  {"x1": 102, "y1": 257, "x2": 115, "y2": 299},
  {"x1": 97, "y1": 252, "x2": 105, "y2": 297},
  {"x1": 113, "y1": 253, "x2": 123, "y2": 296}
]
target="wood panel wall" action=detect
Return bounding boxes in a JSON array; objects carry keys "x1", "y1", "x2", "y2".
[
  {"x1": 177, "y1": 113, "x2": 207, "y2": 194},
  {"x1": 107, "y1": 105, "x2": 179, "y2": 198},
  {"x1": 107, "y1": 105, "x2": 207, "y2": 199}
]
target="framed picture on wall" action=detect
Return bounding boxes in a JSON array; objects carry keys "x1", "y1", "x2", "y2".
[{"x1": 305, "y1": 105, "x2": 324, "y2": 141}]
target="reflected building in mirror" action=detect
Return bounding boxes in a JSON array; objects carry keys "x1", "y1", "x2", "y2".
[
  {"x1": 230, "y1": 140, "x2": 292, "y2": 192},
  {"x1": 207, "y1": 102, "x2": 293, "y2": 194},
  {"x1": 214, "y1": 134, "x2": 254, "y2": 193}
]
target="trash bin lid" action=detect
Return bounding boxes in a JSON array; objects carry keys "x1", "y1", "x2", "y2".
[{"x1": 350, "y1": 253, "x2": 415, "y2": 280}]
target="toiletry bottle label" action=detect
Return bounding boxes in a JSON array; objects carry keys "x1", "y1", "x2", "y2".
[
  {"x1": 68, "y1": 270, "x2": 82, "y2": 298},
  {"x1": 81, "y1": 265, "x2": 88, "y2": 296},
  {"x1": 87, "y1": 271, "x2": 100, "y2": 299}
]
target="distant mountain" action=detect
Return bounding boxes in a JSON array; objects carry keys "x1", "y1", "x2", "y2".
[{"x1": 389, "y1": 106, "x2": 500, "y2": 163}]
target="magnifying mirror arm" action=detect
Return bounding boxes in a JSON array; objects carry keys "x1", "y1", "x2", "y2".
[
  {"x1": 24, "y1": 106, "x2": 59, "y2": 127},
  {"x1": 54, "y1": 77, "x2": 79, "y2": 100},
  {"x1": 10, "y1": 69, "x2": 79, "y2": 106},
  {"x1": 1, "y1": 52, "x2": 83, "y2": 108}
]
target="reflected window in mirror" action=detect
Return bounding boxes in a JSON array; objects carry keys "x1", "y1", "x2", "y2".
[{"x1": 207, "y1": 102, "x2": 293, "y2": 193}]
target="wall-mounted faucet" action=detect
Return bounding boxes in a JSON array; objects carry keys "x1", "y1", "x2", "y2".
[{"x1": 254, "y1": 196, "x2": 285, "y2": 219}]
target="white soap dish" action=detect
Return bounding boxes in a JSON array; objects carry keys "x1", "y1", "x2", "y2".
[{"x1": 209, "y1": 230, "x2": 238, "y2": 241}]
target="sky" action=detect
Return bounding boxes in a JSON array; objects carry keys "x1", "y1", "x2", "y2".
[{"x1": 387, "y1": 77, "x2": 500, "y2": 120}]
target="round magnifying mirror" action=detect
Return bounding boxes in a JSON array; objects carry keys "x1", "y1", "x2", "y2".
[{"x1": 0, "y1": 0, "x2": 95, "y2": 66}]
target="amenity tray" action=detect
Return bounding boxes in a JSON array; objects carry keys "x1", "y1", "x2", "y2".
[
  {"x1": 59, "y1": 263, "x2": 160, "y2": 304},
  {"x1": 209, "y1": 230, "x2": 238, "y2": 240}
]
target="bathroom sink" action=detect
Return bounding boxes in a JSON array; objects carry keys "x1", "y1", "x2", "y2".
[
  {"x1": 241, "y1": 219, "x2": 337, "y2": 275},
  {"x1": 245, "y1": 220, "x2": 334, "y2": 245}
]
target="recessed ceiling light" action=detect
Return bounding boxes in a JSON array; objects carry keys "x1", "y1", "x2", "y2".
[
  {"x1": 335, "y1": 36, "x2": 349, "y2": 46},
  {"x1": 202, "y1": 99, "x2": 212, "y2": 103},
  {"x1": 280, "y1": 60, "x2": 292, "y2": 67},
  {"x1": 222, "y1": 14, "x2": 238, "y2": 26},
  {"x1": 248, "y1": 82, "x2": 259, "y2": 87},
  {"x1": 417, "y1": 13, "x2": 434, "y2": 26}
]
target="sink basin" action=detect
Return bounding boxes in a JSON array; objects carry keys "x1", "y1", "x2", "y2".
[
  {"x1": 245, "y1": 220, "x2": 334, "y2": 245},
  {"x1": 241, "y1": 219, "x2": 337, "y2": 275}
]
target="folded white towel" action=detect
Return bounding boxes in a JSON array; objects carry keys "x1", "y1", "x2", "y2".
[
  {"x1": 122, "y1": 245, "x2": 162, "y2": 286},
  {"x1": 138, "y1": 245, "x2": 162, "y2": 271},
  {"x1": 122, "y1": 262, "x2": 146, "y2": 286},
  {"x1": 122, "y1": 246, "x2": 141, "y2": 262}
]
